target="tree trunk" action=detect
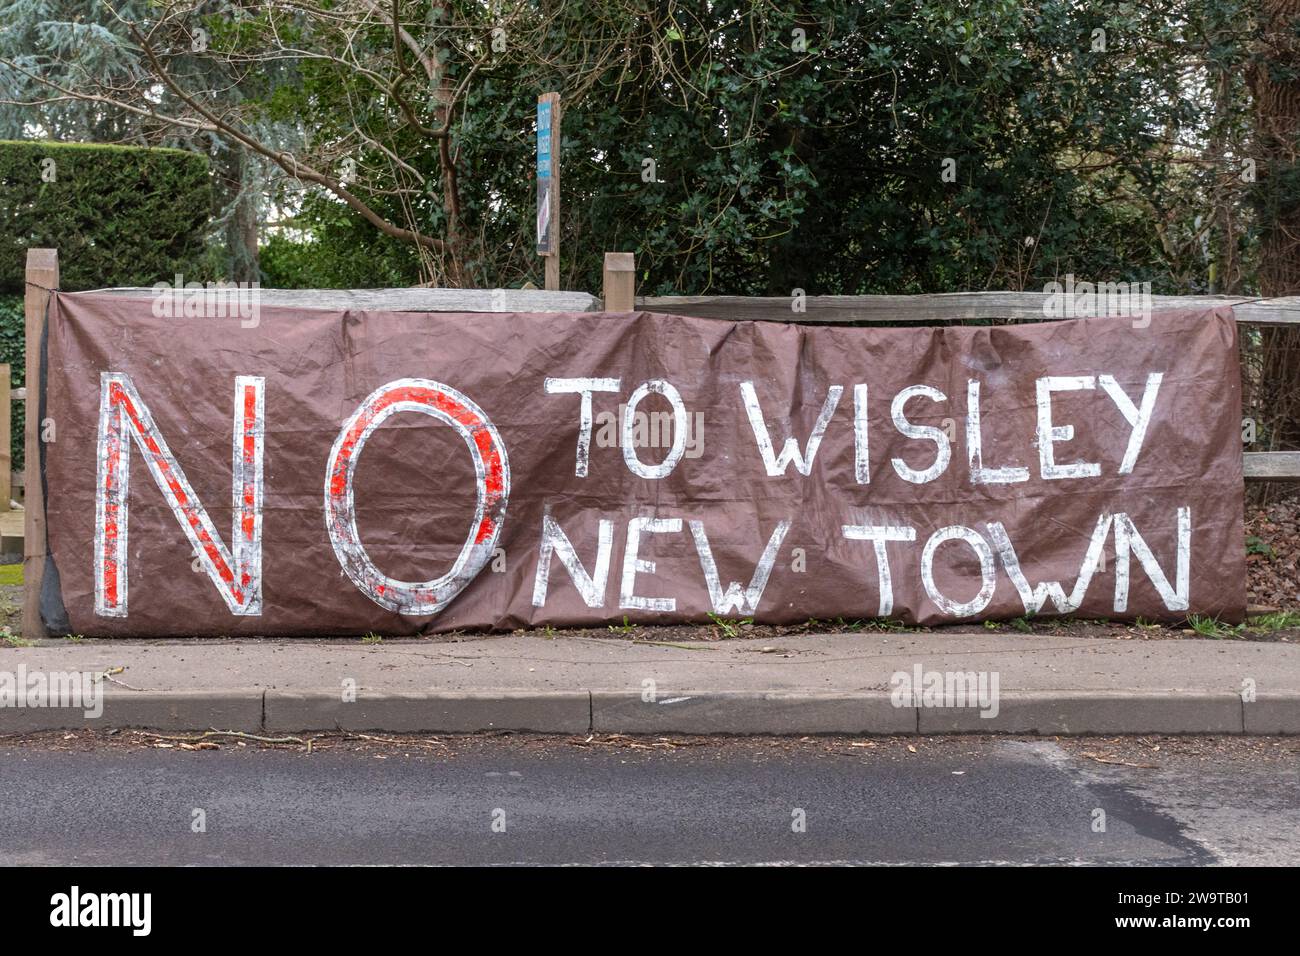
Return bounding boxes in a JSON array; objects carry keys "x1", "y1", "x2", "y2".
[
  {"x1": 1249, "y1": 0, "x2": 1300, "y2": 456},
  {"x1": 215, "y1": 144, "x2": 260, "y2": 284}
]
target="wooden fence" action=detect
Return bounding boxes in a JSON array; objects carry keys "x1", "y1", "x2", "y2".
[{"x1": 18, "y1": 247, "x2": 1300, "y2": 636}]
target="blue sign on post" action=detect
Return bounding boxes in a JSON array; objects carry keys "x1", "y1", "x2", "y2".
[{"x1": 536, "y1": 99, "x2": 554, "y2": 254}]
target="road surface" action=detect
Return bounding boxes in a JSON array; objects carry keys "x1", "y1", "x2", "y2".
[{"x1": 0, "y1": 733, "x2": 1295, "y2": 865}]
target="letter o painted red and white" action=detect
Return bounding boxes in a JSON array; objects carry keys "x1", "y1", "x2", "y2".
[{"x1": 324, "y1": 379, "x2": 509, "y2": 615}]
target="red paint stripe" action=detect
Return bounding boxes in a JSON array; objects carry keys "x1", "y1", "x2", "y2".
[
  {"x1": 101, "y1": 418, "x2": 121, "y2": 606},
  {"x1": 242, "y1": 384, "x2": 257, "y2": 540}
]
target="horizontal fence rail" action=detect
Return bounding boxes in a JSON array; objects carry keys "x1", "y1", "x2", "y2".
[
  {"x1": 636, "y1": 292, "x2": 1300, "y2": 326},
  {"x1": 86, "y1": 286, "x2": 599, "y2": 313},
  {"x1": 1244, "y1": 452, "x2": 1300, "y2": 481},
  {"x1": 86, "y1": 286, "x2": 1300, "y2": 326}
]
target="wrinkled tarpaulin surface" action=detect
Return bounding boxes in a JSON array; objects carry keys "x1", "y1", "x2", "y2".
[{"x1": 43, "y1": 293, "x2": 1244, "y2": 636}]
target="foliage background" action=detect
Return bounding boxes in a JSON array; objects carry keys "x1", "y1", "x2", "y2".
[
  {"x1": 0, "y1": 139, "x2": 212, "y2": 294},
  {"x1": 0, "y1": 293, "x2": 21, "y2": 472},
  {"x1": 0, "y1": 139, "x2": 213, "y2": 469},
  {"x1": 251, "y1": 0, "x2": 1257, "y2": 297}
]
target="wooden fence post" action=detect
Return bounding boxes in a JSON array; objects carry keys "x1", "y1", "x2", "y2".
[
  {"x1": 602, "y1": 252, "x2": 635, "y2": 312},
  {"x1": 23, "y1": 248, "x2": 57, "y2": 640}
]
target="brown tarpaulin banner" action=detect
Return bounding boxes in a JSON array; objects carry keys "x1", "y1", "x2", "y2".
[{"x1": 43, "y1": 292, "x2": 1244, "y2": 636}]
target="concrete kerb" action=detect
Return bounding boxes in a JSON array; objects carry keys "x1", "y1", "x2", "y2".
[
  {"x1": 915, "y1": 690, "x2": 1247, "y2": 735},
  {"x1": 1243, "y1": 694, "x2": 1300, "y2": 734},
  {"x1": 0, "y1": 689, "x2": 264, "y2": 734},
  {"x1": 262, "y1": 690, "x2": 592, "y2": 734},
  {"x1": 1, "y1": 689, "x2": 1282, "y2": 736},
  {"x1": 590, "y1": 691, "x2": 915, "y2": 735}
]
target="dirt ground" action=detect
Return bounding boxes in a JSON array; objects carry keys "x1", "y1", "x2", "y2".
[
  {"x1": 1, "y1": 728, "x2": 1295, "y2": 771},
  {"x1": 1245, "y1": 487, "x2": 1300, "y2": 609}
]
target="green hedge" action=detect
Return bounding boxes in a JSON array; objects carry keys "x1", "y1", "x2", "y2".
[
  {"x1": 0, "y1": 294, "x2": 22, "y2": 474},
  {"x1": 0, "y1": 140, "x2": 213, "y2": 473},
  {"x1": 0, "y1": 140, "x2": 212, "y2": 294}
]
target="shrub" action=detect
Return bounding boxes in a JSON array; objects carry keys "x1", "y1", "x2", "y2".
[
  {"x1": 0, "y1": 139, "x2": 212, "y2": 294},
  {"x1": 0, "y1": 140, "x2": 213, "y2": 471},
  {"x1": 0, "y1": 294, "x2": 19, "y2": 473}
]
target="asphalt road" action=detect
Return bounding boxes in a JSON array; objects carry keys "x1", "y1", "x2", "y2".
[{"x1": 0, "y1": 735, "x2": 1295, "y2": 865}]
